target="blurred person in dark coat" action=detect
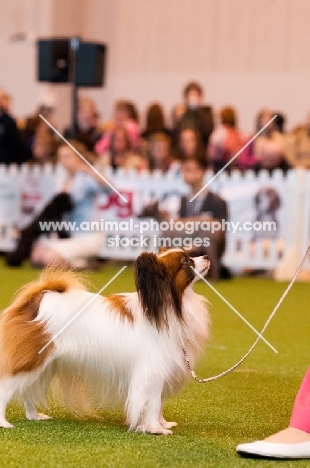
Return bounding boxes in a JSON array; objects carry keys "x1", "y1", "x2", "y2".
[
  {"x1": 172, "y1": 81, "x2": 214, "y2": 152},
  {"x1": 0, "y1": 88, "x2": 23, "y2": 164}
]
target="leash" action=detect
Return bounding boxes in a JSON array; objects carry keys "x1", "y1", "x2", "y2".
[{"x1": 182, "y1": 246, "x2": 310, "y2": 383}]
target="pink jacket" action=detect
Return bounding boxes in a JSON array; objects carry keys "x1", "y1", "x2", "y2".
[{"x1": 95, "y1": 120, "x2": 140, "y2": 154}]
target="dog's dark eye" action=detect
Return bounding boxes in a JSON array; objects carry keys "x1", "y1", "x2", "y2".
[{"x1": 182, "y1": 256, "x2": 191, "y2": 265}]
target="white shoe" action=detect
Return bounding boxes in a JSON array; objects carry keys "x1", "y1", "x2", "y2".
[{"x1": 236, "y1": 440, "x2": 310, "y2": 459}]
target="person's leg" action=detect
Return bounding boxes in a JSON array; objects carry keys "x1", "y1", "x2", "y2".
[
  {"x1": 237, "y1": 368, "x2": 310, "y2": 459},
  {"x1": 256, "y1": 367, "x2": 310, "y2": 445},
  {"x1": 289, "y1": 367, "x2": 310, "y2": 434},
  {"x1": 31, "y1": 244, "x2": 65, "y2": 267},
  {"x1": 31, "y1": 233, "x2": 103, "y2": 268},
  {"x1": 6, "y1": 193, "x2": 73, "y2": 266}
]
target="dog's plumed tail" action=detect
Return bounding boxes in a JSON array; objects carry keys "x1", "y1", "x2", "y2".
[
  {"x1": 0, "y1": 265, "x2": 86, "y2": 377},
  {"x1": 21, "y1": 264, "x2": 87, "y2": 297},
  {"x1": 0, "y1": 266, "x2": 95, "y2": 423}
]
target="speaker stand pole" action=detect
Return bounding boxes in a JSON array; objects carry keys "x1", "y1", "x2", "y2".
[{"x1": 69, "y1": 36, "x2": 80, "y2": 139}]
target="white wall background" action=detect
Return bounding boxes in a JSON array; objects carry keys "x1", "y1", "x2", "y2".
[{"x1": 1, "y1": 0, "x2": 310, "y2": 132}]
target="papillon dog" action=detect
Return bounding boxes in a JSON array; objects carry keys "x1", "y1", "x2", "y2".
[{"x1": 0, "y1": 248, "x2": 210, "y2": 434}]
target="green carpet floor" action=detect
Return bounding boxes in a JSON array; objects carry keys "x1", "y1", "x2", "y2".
[{"x1": 0, "y1": 260, "x2": 309, "y2": 467}]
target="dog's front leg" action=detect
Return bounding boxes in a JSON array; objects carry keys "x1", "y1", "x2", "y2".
[
  {"x1": 23, "y1": 398, "x2": 52, "y2": 421},
  {"x1": 127, "y1": 379, "x2": 172, "y2": 435},
  {"x1": 0, "y1": 376, "x2": 17, "y2": 428},
  {"x1": 158, "y1": 404, "x2": 178, "y2": 430},
  {"x1": 141, "y1": 383, "x2": 172, "y2": 435}
]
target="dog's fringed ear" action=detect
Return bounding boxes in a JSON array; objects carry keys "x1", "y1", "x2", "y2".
[{"x1": 135, "y1": 252, "x2": 172, "y2": 329}]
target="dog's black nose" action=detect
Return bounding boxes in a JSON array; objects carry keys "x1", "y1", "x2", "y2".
[{"x1": 203, "y1": 255, "x2": 209, "y2": 260}]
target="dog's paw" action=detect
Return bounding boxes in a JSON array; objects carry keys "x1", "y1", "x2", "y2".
[
  {"x1": 162, "y1": 421, "x2": 178, "y2": 429},
  {"x1": 146, "y1": 425, "x2": 173, "y2": 435},
  {"x1": 0, "y1": 420, "x2": 14, "y2": 429},
  {"x1": 27, "y1": 413, "x2": 52, "y2": 421},
  {"x1": 153, "y1": 427, "x2": 172, "y2": 435},
  {"x1": 136, "y1": 424, "x2": 173, "y2": 435},
  {"x1": 37, "y1": 412, "x2": 53, "y2": 421}
]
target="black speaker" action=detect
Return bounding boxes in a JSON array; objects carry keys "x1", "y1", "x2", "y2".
[
  {"x1": 37, "y1": 39, "x2": 69, "y2": 83},
  {"x1": 37, "y1": 39, "x2": 106, "y2": 87},
  {"x1": 76, "y1": 42, "x2": 106, "y2": 87}
]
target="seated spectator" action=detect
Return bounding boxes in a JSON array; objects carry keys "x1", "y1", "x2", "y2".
[
  {"x1": 208, "y1": 106, "x2": 245, "y2": 173},
  {"x1": 95, "y1": 100, "x2": 140, "y2": 154},
  {"x1": 172, "y1": 81, "x2": 214, "y2": 152},
  {"x1": 148, "y1": 132, "x2": 179, "y2": 172},
  {"x1": 97, "y1": 125, "x2": 147, "y2": 172},
  {"x1": 0, "y1": 90, "x2": 24, "y2": 164},
  {"x1": 238, "y1": 109, "x2": 288, "y2": 170},
  {"x1": 139, "y1": 158, "x2": 228, "y2": 280},
  {"x1": 176, "y1": 158, "x2": 228, "y2": 280},
  {"x1": 122, "y1": 152, "x2": 148, "y2": 172},
  {"x1": 6, "y1": 141, "x2": 108, "y2": 268},
  {"x1": 126, "y1": 101, "x2": 140, "y2": 123},
  {"x1": 64, "y1": 97, "x2": 101, "y2": 151},
  {"x1": 244, "y1": 109, "x2": 273, "y2": 167},
  {"x1": 253, "y1": 139, "x2": 291, "y2": 173},
  {"x1": 27, "y1": 133, "x2": 58, "y2": 165},
  {"x1": 252, "y1": 109, "x2": 283, "y2": 159},
  {"x1": 285, "y1": 112, "x2": 310, "y2": 169},
  {"x1": 238, "y1": 109, "x2": 273, "y2": 170},
  {"x1": 171, "y1": 103, "x2": 186, "y2": 129},
  {"x1": 178, "y1": 127, "x2": 206, "y2": 166},
  {"x1": 142, "y1": 103, "x2": 170, "y2": 140},
  {"x1": 23, "y1": 94, "x2": 56, "y2": 137},
  {"x1": 20, "y1": 94, "x2": 57, "y2": 161},
  {"x1": 273, "y1": 112, "x2": 286, "y2": 134},
  {"x1": 0, "y1": 88, "x2": 13, "y2": 115},
  {"x1": 256, "y1": 108, "x2": 274, "y2": 135}
]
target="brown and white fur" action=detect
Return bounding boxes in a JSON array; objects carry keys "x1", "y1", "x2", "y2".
[{"x1": 0, "y1": 248, "x2": 210, "y2": 434}]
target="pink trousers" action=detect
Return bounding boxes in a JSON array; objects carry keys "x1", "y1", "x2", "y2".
[{"x1": 290, "y1": 368, "x2": 310, "y2": 433}]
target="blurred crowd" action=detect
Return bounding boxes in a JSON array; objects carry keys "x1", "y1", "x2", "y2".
[
  {"x1": 1, "y1": 81, "x2": 310, "y2": 174},
  {"x1": 3, "y1": 81, "x2": 305, "y2": 275}
]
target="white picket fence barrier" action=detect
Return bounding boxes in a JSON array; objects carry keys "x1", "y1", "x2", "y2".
[{"x1": 0, "y1": 164, "x2": 309, "y2": 273}]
